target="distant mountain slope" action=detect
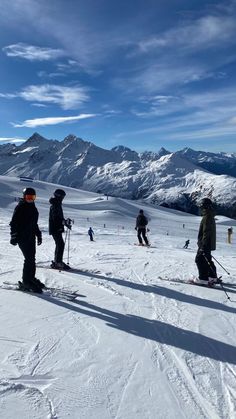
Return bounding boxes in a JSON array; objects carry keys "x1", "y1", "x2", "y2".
[
  {"x1": 0, "y1": 133, "x2": 235, "y2": 217},
  {"x1": 176, "y1": 147, "x2": 236, "y2": 177}
]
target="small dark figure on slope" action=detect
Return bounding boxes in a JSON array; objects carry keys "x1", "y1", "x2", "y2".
[
  {"x1": 135, "y1": 209, "x2": 149, "y2": 246},
  {"x1": 88, "y1": 227, "x2": 94, "y2": 241},
  {"x1": 183, "y1": 239, "x2": 190, "y2": 249}
]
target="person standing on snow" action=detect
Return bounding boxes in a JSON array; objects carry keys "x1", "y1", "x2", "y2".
[
  {"x1": 49, "y1": 189, "x2": 71, "y2": 270},
  {"x1": 9, "y1": 187, "x2": 44, "y2": 293},
  {"x1": 135, "y1": 209, "x2": 149, "y2": 246},
  {"x1": 88, "y1": 227, "x2": 94, "y2": 241},
  {"x1": 194, "y1": 198, "x2": 217, "y2": 286},
  {"x1": 183, "y1": 239, "x2": 190, "y2": 249}
]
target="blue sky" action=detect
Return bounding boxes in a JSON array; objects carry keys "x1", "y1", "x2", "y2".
[{"x1": 1, "y1": 0, "x2": 236, "y2": 153}]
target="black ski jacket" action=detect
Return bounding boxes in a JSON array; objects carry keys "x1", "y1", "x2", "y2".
[
  {"x1": 49, "y1": 197, "x2": 65, "y2": 235},
  {"x1": 197, "y1": 208, "x2": 216, "y2": 251},
  {"x1": 136, "y1": 214, "x2": 148, "y2": 228},
  {"x1": 10, "y1": 199, "x2": 41, "y2": 243}
]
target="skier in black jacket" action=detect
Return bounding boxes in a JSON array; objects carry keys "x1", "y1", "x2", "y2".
[
  {"x1": 10, "y1": 187, "x2": 44, "y2": 292},
  {"x1": 49, "y1": 189, "x2": 70, "y2": 270},
  {"x1": 135, "y1": 209, "x2": 149, "y2": 246},
  {"x1": 194, "y1": 198, "x2": 217, "y2": 286}
]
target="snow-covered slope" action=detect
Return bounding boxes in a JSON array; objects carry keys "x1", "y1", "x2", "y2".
[
  {"x1": 0, "y1": 133, "x2": 236, "y2": 217},
  {"x1": 0, "y1": 175, "x2": 236, "y2": 419}
]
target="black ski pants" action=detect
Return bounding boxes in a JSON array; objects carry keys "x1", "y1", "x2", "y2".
[
  {"x1": 52, "y1": 231, "x2": 65, "y2": 263},
  {"x1": 137, "y1": 227, "x2": 149, "y2": 245},
  {"x1": 195, "y1": 249, "x2": 217, "y2": 280},
  {"x1": 18, "y1": 239, "x2": 36, "y2": 284}
]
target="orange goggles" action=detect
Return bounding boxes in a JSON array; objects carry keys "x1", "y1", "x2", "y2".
[{"x1": 24, "y1": 194, "x2": 36, "y2": 201}]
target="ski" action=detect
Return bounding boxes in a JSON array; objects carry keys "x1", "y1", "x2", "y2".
[
  {"x1": 1, "y1": 281, "x2": 83, "y2": 301},
  {"x1": 36, "y1": 264, "x2": 101, "y2": 275},
  {"x1": 133, "y1": 243, "x2": 156, "y2": 248},
  {"x1": 158, "y1": 276, "x2": 227, "y2": 288}
]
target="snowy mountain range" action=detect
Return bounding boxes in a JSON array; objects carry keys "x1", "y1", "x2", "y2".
[{"x1": 0, "y1": 133, "x2": 236, "y2": 217}]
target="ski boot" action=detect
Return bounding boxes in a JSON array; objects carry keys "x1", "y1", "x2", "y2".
[
  {"x1": 18, "y1": 280, "x2": 43, "y2": 293},
  {"x1": 32, "y1": 277, "x2": 46, "y2": 289}
]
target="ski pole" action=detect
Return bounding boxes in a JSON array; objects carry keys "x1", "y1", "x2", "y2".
[
  {"x1": 64, "y1": 228, "x2": 68, "y2": 247},
  {"x1": 211, "y1": 255, "x2": 230, "y2": 275},
  {"x1": 67, "y1": 227, "x2": 70, "y2": 265},
  {"x1": 203, "y1": 254, "x2": 231, "y2": 301},
  {"x1": 217, "y1": 280, "x2": 231, "y2": 301}
]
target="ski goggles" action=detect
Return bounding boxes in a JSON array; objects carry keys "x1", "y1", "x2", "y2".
[{"x1": 24, "y1": 194, "x2": 36, "y2": 201}]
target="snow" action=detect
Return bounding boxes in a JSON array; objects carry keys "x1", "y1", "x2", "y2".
[
  {"x1": 0, "y1": 175, "x2": 236, "y2": 419},
  {"x1": 1, "y1": 133, "x2": 236, "y2": 215}
]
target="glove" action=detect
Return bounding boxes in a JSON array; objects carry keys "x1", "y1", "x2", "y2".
[
  {"x1": 135, "y1": 227, "x2": 137, "y2": 230},
  {"x1": 37, "y1": 236, "x2": 42, "y2": 246},
  {"x1": 65, "y1": 219, "x2": 72, "y2": 230},
  {"x1": 10, "y1": 237, "x2": 18, "y2": 246},
  {"x1": 147, "y1": 228, "x2": 150, "y2": 232}
]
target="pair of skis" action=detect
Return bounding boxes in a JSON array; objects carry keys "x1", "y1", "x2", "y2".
[{"x1": 0, "y1": 281, "x2": 83, "y2": 301}]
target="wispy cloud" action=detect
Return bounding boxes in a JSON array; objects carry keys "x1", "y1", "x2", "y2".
[
  {"x1": 12, "y1": 114, "x2": 96, "y2": 128},
  {"x1": 138, "y1": 15, "x2": 236, "y2": 53},
  {"x1": 0, "y1": 137, "x2": 25, "y2": 143},
  {"x1": 2, "y1": 43, "x2": 65, "y2": 61},
  {"x1": 0, "y1": 93, "x2": 17, "y2": 99},
  {"x1": 117, "y1": 87, "x2": 236, "y2": 142},
  {"x1": 0, "y1": 84, "x2": 90, "y2": 110}
]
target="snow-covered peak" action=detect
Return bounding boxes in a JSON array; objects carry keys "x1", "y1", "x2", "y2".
[
  {"x1": 111, "y1": 145, "x2": 139, "y2": 161},
  {"x1": 25, "y1": 132, "x2": 48, "y2": 145},
  {"x1": 0, "y1": 132, "x2": 236, "y2": 216}
]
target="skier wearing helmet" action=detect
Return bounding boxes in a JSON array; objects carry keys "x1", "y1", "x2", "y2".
[
  {"x1": 194, "y1": 198, "x2": 217, "y2": 286},
  {"x1": 49, "y1": 189, "x2": 70, "y2": 270},
  {"x1": 9, "y1": 187, "x2": 44, "y2": 293}
]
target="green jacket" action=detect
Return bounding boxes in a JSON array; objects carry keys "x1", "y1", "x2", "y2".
[{"x1": 197, "y1": 208, "x2": 216, "y2": 251}]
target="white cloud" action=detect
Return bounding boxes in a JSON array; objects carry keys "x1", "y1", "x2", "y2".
[
  {"x1": 0, "y1": 93, "x2": 17, "y2": 99},
  {"x1": 0, "y1": 137, "x2": 25, "y2": 143},
  {"x1": 2, "y1": 43, "x2": 65, "y2": 61},
  {"x1": 0, "y1": 84, "x2": 89, "y2": 110},
  {"x1": 19, "y1": 84, "x2": 89, "y2": 109},
  {"x1": 138, "y1": 15, "x2": 236, "y2": 53},
  {"x1": 12, "y1": 114, "x2": 96, "y2": 128}
]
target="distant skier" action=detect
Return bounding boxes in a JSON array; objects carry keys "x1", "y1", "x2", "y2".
[
  {"x1": 135, "y1": 209, "x2": 149, "y2": 246},
  {"x1": 88, "y1": 227, "x2": 94, "y2": 241},
  {"x1": 9, "y1": 187, "x2": 44, "y2": 293},
  {"x1": 194, "y1": 198, "x2": 217, "y2": 286},
  {"x1": 183, "y1": 239, "x2": 190, "y2": 249},
  {"x1": 49, "y1": 189, "x2": 71, "y2": 270}
]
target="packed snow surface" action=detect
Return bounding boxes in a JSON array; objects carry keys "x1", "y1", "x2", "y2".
[{"x1": 0, "y1": 175, "x2": 236, "y2": 419}]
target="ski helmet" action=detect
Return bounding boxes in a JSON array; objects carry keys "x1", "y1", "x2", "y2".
[
  {"x1": 23, "y1": 187, "x2": 36, "y2": 196},
  {"x1": 54, "y1": 189, "x2": 66, "y2": 198},
  {"x1": 139, "y1": 209, "x2": 144, "y2": 214},
  {"x1": 200, "y1": 197, "x2": 213, "y2": 209}
]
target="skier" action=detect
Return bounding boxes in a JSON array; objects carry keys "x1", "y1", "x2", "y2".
[
  {"x1": 49, "y1": 189, "x2": 71, "y2": 270},
  {"x1": 88, "y1": 227, "x2": 94, "y2": 241},
  {"x1": 194, "y1": 198, "x2": 217, "y2": 286},
  {"x1": 9, "y1": 187, "x2": 44, "y2": 293},
  {"x1": 183, "y1": 239, "x2": 190, "y2": 249},
  {"x1": 135, "y1": 209, "x2": 149, "y2": 246}
]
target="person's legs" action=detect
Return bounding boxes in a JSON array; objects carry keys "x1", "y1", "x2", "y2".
[
  {"x1": 52, "y1": 232, "x2": 65, "y2": 263},
  {"x1": 141, "y1": 228, "x2": 149, "y2": 245},
  {"x1": 18, "y1": 240, "x2": 36, "y2": 284},
  {"x1": 137, "y1": 228, "x2": 143, "y2": 244},
  {"x1": 195, "y1": 250, "x2": 209, "y2": 282}
]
